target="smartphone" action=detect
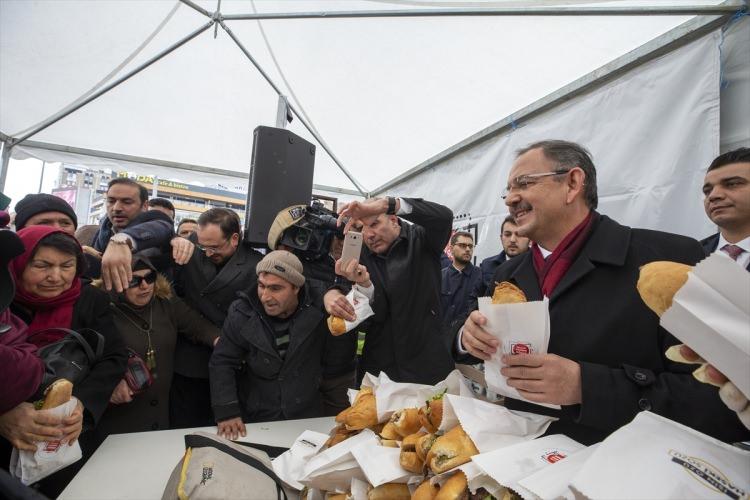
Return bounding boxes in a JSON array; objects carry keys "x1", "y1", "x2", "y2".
[{"x1": 340, "y1": 231, "x2": 363, "y2": 269}]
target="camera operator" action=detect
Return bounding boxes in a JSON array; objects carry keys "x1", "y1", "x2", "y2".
[{"x1": 267, "y1": 204, "x2": 358, "y2": 414}]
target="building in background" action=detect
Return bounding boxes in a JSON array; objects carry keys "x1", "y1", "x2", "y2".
[{"x1": 55, "y1": 164, "x2": 111, "y2": 224}]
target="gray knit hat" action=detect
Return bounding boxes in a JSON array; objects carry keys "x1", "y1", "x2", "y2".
[{"x1": 256, "y1": 250, "x2": 305, "y2": 287}]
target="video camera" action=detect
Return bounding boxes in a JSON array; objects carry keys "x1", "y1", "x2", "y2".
[{"x1": 276, "y1": 201, "x2": 345, "y2": 262}]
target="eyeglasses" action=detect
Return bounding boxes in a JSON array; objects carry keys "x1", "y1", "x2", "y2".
[
  {"x1": 128, "y1": 272, "x2": 156, "y2": 288},
  {"x1": 197, "y1": 238, "x2": 230, "y2": 255},
  {"x1": 454, "y1": 242, "x2": 474, "y2": 250},
  {"x1": 501, "y1": 170, "x2": 570, "y2": 200}
]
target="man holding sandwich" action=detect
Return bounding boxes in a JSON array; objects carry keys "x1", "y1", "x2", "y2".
[
  {"x1": 458, "y1": 140, "x2": 748, "y2": 444},
  {"x1": 325, "y1": 196, "x2": 454, "y2": 385}
]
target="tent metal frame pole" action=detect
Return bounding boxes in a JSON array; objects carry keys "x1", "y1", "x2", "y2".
[
  {"x1": 0, "y1": 141, "x2": 11, "y2": 193},
  {"x1": 221, "y1": 3, "x2": 746, "y2": 21},
  {"x1": 218, "y1": 19, "x2": 369, "y2": 197},
  {"x1": 370, "y1": 10, "x2": 738, "y2": 196},
  {"x1": 179, "y1": 0, "x2": 212, "y2": 19},
  {"x1": 10, "y1": 20, "x2": 215, "y2": 148},
  {"x1": 13, "y1": 139, "x2": 364, "y2": 197}
]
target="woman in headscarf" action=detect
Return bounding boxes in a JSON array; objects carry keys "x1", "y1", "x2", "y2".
[
  {"x1": 4, "y1": 226, "x2": 126, "y2": 496},
  {"x1": 96, "y1": 256, "x2": 220, "y2": 436}
]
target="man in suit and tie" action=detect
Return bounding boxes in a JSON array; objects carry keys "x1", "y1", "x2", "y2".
[
  {"x1": 171, "y1": 208, "x2": 263, "y2": 428},
  {"x1": 700, "y1": 147, "x2": 750, "y2": 270},
  {"x1": 457, "y1": 140, "x2": 748, "y2": 445}
]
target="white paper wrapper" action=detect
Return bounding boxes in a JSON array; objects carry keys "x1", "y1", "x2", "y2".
[
  {"x1": 10, "y1": 398, "x2": 83, "y2": 485},
  {"x1": 353, "y1": 370, "x2": 475, "y2": 422},
  {"x1": 350, "y1": 441, "x2": 411, "y2": 487},
  {"x1": 341, "y1": 288, "x2": 375, "y2": 333},
  {"x1": 478, "y1": 297, "x2": 560, "y2": 409},
  {"x1": 350, "y1": 477, "x2": 371, "y2": 500},
  {"x1": 440, "y1": 394, "x2": 556, "y2": 453},
  {"x1": 569, "y1": 411, "x2": 750, "y2": 500},
  {"x1": 517, "y1": 444, "x2": 598, "y2": 500},
  {"x1": 273, "y1": 430, "x2": 330, "y2": 490},
  {"x1": 301, "y1": 429, "x2": 378, "y2": 482},
  {"x1": 661, "y1": 253, "x2": 750, "y2": 399},
  {"x1": 472, "y1": 434, "x2": 584, "y2": 499}
]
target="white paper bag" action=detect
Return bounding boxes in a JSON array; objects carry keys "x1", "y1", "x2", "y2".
[
  {"x1": 350, "y1": 442, "x2": 412, "y2": 487},
  {"x1": 273, "y1": 430, "x2": 330, "y2": 490},
  {"x1": 10, "y1": 398, "x2": 83, "y2": 485},
  {"x1": 661, "y1": 253, "x2": 750, "y2": 399},
  {"x1": 478, "y1": 297, "x2": 559, "y2": 409},
  {"x1": 569, "y1": 411, "x2": 750, "y2": 500},
  {"x1": 340, "y1": 288, "x2": 375, "y2": 333},
  {"x1": 300, "y1": 430, "x2": 376, "y2": 492},
  {"x1": 440, "y1": 394, "x2": 556, "y2": 453},
  {"x1": 472, "y1": 434, "x2": 584, "y2": 499},
  {"x1": 517, "y1": 444, "x2": 598, "y2": 500}
]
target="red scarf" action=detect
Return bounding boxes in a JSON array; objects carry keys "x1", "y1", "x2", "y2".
[
  {"x1": 10, "y1": 226, "x2": 82, "y2": 346},
  {"x1": 531, "y1": 211, "x2": 596, "y2": 297}
]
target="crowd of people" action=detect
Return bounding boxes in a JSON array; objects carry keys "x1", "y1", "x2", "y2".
[{"x1": 0, "y1": 140, "x2": 748, "y2": 496}]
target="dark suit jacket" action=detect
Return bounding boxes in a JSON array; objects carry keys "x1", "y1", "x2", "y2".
[
  {"x1": 484, "y1": 215, "x2": 749, "y2": 445},
  {"x1": 173, "y1": 237, "x2": 263, "y2": 378},
  {"x1": 700, "y1": 232, "x2": 750, "y2": 270},
  {"x1": 479, "y1": 251, "x2": 507, "y2": 294},
  {"x1": 357, "y1": 198, "x2": 455, "y2": 385}
]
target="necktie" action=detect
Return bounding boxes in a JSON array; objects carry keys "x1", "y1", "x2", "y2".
[{"x1": 721, "y1": 244, "x2": 745, "y2": 261}]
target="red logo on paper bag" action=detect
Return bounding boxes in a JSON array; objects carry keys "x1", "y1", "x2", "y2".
[
  {"x1": 43, "y1": 440, "x2": 62, "y2": 453},
  {"x1": 542, "y1": 450, "x2": 566, "y2": 463},
  {"x1": 511, "y1": 342, "x2": 531, "y2": 355}
]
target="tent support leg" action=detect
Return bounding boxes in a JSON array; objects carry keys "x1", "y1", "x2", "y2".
[
  {"x1": 11, "y1": 21, "x2": 215, "y2": 149},
  {"x1": 219, "y1": 19, "x2": 369, "y2": 197},
  {"x1": 0, "y1": 141, "x2": 11, "y2": 194}
]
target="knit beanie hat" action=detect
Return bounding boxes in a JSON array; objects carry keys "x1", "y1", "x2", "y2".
[
  {"x1": 256, "y1": 250, "x2": 305, "y2": 287},
  {"x1": 14, "y1": 193, "x2": 78, "y2": 231}
]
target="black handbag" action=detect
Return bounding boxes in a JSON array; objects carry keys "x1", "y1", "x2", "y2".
[{"x1": 30, "y1": 328, "x2": 105, "y2": 391}]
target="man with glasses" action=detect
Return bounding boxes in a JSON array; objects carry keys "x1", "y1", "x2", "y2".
[
  {"x1": 457, "y1": 140, "x2": 748, "y2": 445},
  {"x1": 171, "y1": 207, "x2": 263, "y2": 428},
  {"x1": 440, "y1": 231, "x2": 483, "y2": 339}
]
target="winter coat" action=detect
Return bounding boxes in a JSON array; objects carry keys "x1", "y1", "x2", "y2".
[
  {"x1": 209, "y1": 282, "x2": 329, "y2": 423},
  {"x1": 173, "y1": 237, "x2": 263, "y2": 379},
  {"x1": 357, "y1": 198, "x2": 455, "y2": 385},
  {"x1": 95, "y1": 275, "x2": 220, "y2": 437},
  {"x1": 11, "y1": 285, "x2": 128, "y2": 427}
]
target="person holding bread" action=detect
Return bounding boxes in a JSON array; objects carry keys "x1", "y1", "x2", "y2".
[
  {"x1": 458, "y1": 140, "x2": 749, "y2": 445},
  {"x1": 324, "y1": 196, "x2": 455, "y2": 385},
  {"x1": 3, "y1": 226, "x2": 127, "y2": 496},
  {"x1": 209, "y1": 251, "x2": 336, "y2": 440}
]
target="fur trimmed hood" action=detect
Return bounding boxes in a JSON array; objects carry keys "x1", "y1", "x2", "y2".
[{"x1": 92, "y1": 273, "x2": 173, "y2": 301}]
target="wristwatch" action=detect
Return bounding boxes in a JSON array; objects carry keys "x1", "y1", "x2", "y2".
[
  {"x1": 109, "y1": 233, "x2": 133, "y2": 250},
  {"x1": 385, "y1": 196, "x2": 397, "y2": 215}
]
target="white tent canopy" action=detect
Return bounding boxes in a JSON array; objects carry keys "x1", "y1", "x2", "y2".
[{"x1": 2, "y1": 0, "x2": 746, "y2": 195}]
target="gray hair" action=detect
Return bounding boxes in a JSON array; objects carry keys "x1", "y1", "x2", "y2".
[{"x1": 516, "y1": 140, "x2": 598, "y2": 209}]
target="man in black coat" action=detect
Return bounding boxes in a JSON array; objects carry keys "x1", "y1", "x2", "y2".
[
  {"x1": 699, "y1": 147, "x2": 750, "y2": 270},
  {"x1": 93, "y1": 178, "x2": 193, "y2": 289},
  {"x1": 325, "y1": 197, "x2": 455, "y2": 385},
  {"x1": 458, "y1": 140, "x2": 749, "y2": 445},
  {"x1": 478, "y1": 215, "x2": 530, "y2": 294},
  {"x1": 171, "y1": 208, "x2": 263, "y2": 428},
  {"x1": 209, "y1": 251, "x2": 330, "y2": 440}
]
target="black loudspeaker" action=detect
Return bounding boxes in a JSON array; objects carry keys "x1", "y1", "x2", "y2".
[{"x1": 244, "y1": 126, "x2": 316, "y2": 246}]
